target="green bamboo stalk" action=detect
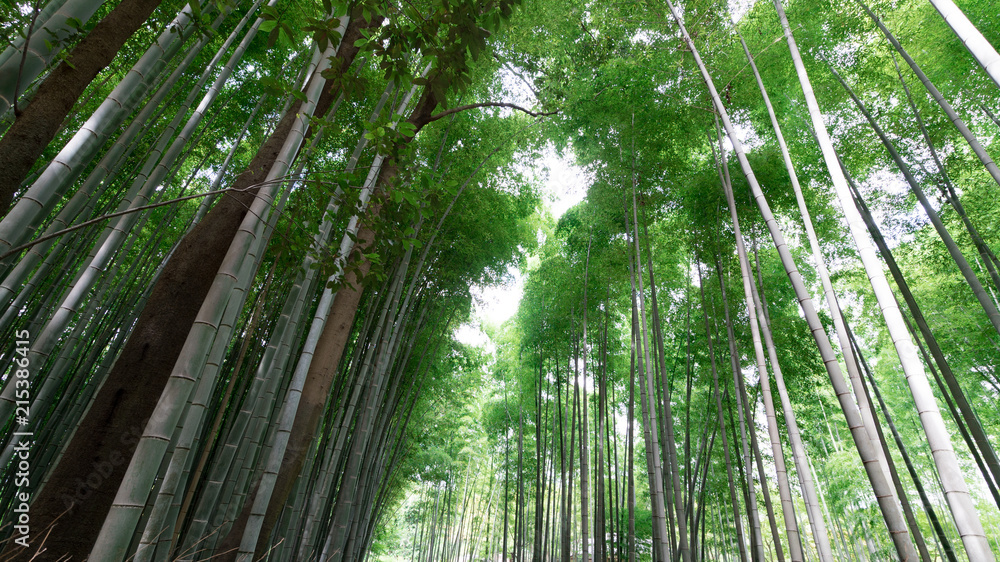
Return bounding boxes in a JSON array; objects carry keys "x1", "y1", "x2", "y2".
[
  {"x1": 0, "y1": 0, "x2": 103, "y2": 115},
  {"x1": 663, "y1": 0, "x2": 916, "y2": 557},
  {"x1": 769, "y1": 0, "x2": 990, "y2": 556},
  {"x1": 0, "y1": 3, "x2": 209, "y2": 255},
  {"x1": 87, "y1": 37, "x2": 339, "y2": 561},
  {"x1": 928, "y1": 0, "x2": 1000, "y2": 88}
]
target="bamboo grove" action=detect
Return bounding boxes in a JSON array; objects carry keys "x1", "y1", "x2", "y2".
[{"x1": 0, "y1": 0, "x2": 999, "y2": 560}]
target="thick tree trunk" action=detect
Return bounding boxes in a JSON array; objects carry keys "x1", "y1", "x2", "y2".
[
  {"x1": 16, "y1": 104, "x2": 298, "y2": 560},
  {"x1": 15, "y1": 15, "x2": 376, "y2": 559},
  {"x1": 0, "y1": 0, "x2": 104, "y2": 115},
  {"x1": 0, "y1": 4, "x2": 204, "y2": 257},
  {"x1": 0, "y1": 4, "x2": 266, "y2": 433},
  {"x1": 218, "y1": 80, "x2": 441, "y2": 560},
  {"x1": 0, "y1": 0, "x2": 166, "y2": 215}
]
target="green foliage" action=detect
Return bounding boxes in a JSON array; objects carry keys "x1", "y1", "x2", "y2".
[
  {"x1": 379, "y1": 0, "x2": 1000, "y2": 558},
  {"x1": 8, "y1": 0, "x2": 1000, "y2": 557}
]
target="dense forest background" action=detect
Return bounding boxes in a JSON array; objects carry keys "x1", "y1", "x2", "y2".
[{"x1": 0, "y1": 0, "x2": 998, "y2": 560}]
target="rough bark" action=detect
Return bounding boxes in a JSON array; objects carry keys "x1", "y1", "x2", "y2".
[
  {"x1": 18, "y1": 102, "x2": 302, "y2": 562},
  {"x1": 15, "y1": 15, "x2": 378, "y2": 559},
  {"x1": 0, "y1": 0, "x2": 165, "y2": 215},
  {"x1": 215, "y1": 82, "x2": 441, "y2": 559}
]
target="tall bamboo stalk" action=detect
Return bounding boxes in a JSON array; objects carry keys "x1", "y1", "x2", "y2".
[
  {"x1": 663, "y1": 1, "x2": 916, "y2": 557},
  {"x1": 927, "y1": 0, "x2": 1000, "y2": 89},
  {"x1": 770, "y1": 0, "x2": 991, "y2": 557},
  {"x1": 697, "y1": 262, "x2": 749, "y2": 562},
  {"x1": 830, "y1": 61, "x2": 1000, "y2": 337},
  {"x1": 856, "y1": 0, "x2": 1000, "y2": 191}
]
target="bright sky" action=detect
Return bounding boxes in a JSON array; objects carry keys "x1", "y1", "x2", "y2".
[{"x1": 455, "y1": 145, "x2": 588, "y2": 348}]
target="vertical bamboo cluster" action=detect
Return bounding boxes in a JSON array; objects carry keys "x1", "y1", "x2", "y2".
[
  {"x1": 0, "y1": 0, "x2": 534, "y2": 560},
  {"x1": 0, "y1": 0, "x2": 998, "y2": 560}
]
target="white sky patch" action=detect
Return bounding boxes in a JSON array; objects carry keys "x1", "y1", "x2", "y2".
[
  {"x1": 858, "y1": 167, "x2": 922, "y2": 247},
  {"x1": 722, "y1": 112, "x2": 765, "y2": 153},
  {"x1": 630, "y1": 29, "x2": 670, "y2": 46},
  {"x1": 455, "y1": 147, "x2": 589, "y2": 347},
  {"x1": 540, "y1": 144, "x2": 589, "y2": 218},
  {"x1": 498, "y1": 63, "x2": 538, "y2": 108},
  {"x1": 728, "y1": 0, "x2": 754, "y2": 24}
]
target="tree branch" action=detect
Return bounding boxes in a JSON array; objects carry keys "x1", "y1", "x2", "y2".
[
  {"x1": 425, "y1": 102, "x2": 558, "y2": 125},
  {"x1": 0, "y1": 178, "x2": 304, "y2": 261}
]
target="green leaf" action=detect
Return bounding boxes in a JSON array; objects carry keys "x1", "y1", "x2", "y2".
[{"x1": 396, "y1": 121, "x2": 417, "y2": 138}]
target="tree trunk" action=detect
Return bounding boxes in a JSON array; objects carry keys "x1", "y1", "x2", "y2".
[
  {"x1": 223, "y1": 73, "x2": 442, "y2": 561},
  {"x1": 0, "y1": 0, "x2": 168, "y2": 215},
  {"x1": 580, "y1": 236, "x2": 591, "y2": 562},
  {"x1": 890, "y1": 51, "x2": 1000, "y2": 296},
  {"x1": 16, "y1": 15, "x2": 375, "y2": 559},
  {"x1": 0, "y1": 2, "x2": 268, "y2": 434},
  {"x1": 0, "y1": 3, "x2": 205, "y2": 257},
  {"x1": 0, "y1": 0, "x2": 104, "y2": 116},
  {"x1": 711, "y1": 132, "x2": 789, "y2": 562},
  {"x1": 626, "y1": 141, "x2": 670, "y2": 562}
]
